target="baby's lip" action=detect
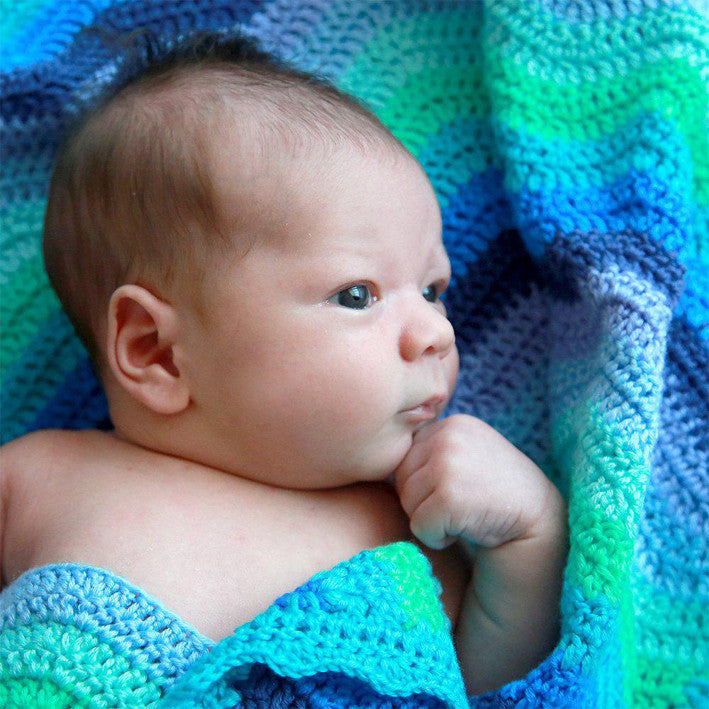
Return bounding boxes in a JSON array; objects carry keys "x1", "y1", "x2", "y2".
[{"x1": 400, "y1": 394, "x2": 447, "y2": 421}]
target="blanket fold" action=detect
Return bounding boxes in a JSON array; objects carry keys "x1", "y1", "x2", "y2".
[
  {"x1": 0, "y1": 543, "x2": 468, "y2": 708},
  {"x1": 162, "y1": 543, "x2": 467, "y2": 707}
]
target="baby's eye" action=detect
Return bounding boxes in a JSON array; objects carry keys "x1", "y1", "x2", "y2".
[
  {"x1": 329, "y1": 284, "x2": 377, "y2": 309},
  {"x1": 422, "y1": 284, "x2": 440, "y2": 303}
]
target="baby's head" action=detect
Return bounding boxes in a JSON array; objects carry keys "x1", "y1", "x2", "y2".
[
  {"x1": 44, "y1": 31, "x2": 399, "y2": 360},
  {"x1": 43, "y1": 31, "x2": 459, "y2": 488}
]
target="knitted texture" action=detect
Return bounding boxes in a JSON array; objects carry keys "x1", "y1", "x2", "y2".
[
  {"x1": 1, "y1": 1, "x2": 707, "y2": 707},
  {"x1": 0, "y1": 562, "x2": 211, "y2": 706},
  {"x1": 0, "y1": 543, "x2": 464, "y2": 707}
]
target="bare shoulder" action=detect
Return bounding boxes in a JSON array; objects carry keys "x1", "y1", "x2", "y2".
[
  {"x1": 1, "y1": 428, "x2": 113, "y2": 494},
  {"x1": 2, "y1": 428, "x2": 73, "y2": 468},
  {"x1": 2, "y1": 427, "x2": 110, "y2": 465},
  {"x1": 0, "y1": 429, "x2": 120, "y2": 584},
  {"x1": 3, "y1": 429, "x2": 75, "y2": 492}
]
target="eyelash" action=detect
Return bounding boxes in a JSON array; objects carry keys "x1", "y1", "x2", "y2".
[
  {"x1": 328, "y1": 281, "x2": 447, "y2": 310},
  {"x1": 328, "y1": 283, "x2": 379, "y2": 309}
]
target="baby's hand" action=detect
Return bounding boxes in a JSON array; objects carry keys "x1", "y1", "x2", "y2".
[
  {"x1": 394, "y1": 414, "x2": 559, "y2": 551},
  {"x1": 394, "y1": 414, "x2": 566, "y2": 694}
]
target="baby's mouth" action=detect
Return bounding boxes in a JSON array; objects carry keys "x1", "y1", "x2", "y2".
[{"x1": 400, "y1": 394, "x2": 446, "y2": 423}]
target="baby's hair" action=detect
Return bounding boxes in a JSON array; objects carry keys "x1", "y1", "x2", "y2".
[{"x1": 43, "y1": 28, "x2": 402, "y2": 361}]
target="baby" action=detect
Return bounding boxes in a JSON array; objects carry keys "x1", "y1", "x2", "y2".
[{"x1": 0, "y1": 32, "x2": 567, "y2": 696}]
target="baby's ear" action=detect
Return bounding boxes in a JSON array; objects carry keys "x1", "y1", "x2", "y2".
[{"x1": 106, "y1": 285, "x2": 190, "y2": 415}]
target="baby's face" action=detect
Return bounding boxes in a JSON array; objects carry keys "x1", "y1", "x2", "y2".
[{"x1": 182, "y1": 143, "x2": 459, "y2": 489}]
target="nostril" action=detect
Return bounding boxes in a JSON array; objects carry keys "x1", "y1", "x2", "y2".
[{"x1": 400, "y1": 300, "x2": 456, "y2": 361}]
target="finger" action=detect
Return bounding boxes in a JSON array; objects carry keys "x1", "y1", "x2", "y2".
[
  {"x1": 393, "y1": 441, "x2": 430, "y2": 498},
  {"x1": 409, "y1": 489, "x2": 456, "y2": 550},
  {"x1": 396, "y1": 463, "x2": 438, "y2": 519},
  {"x1": 412, "y1": 418, "x2": 446, "y2": 445},
  {"x1": 392, "y1": 420, "x2": 442, "y2": 491}
]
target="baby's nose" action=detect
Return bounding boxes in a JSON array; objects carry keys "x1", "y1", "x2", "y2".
[{"x1": 399, "y1": 298, "x2": 456, "y2": 362}]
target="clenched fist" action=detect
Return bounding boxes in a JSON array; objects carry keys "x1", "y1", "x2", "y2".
[{"x1": 394, "y1": 414, "x2": 561, "y2": 551}]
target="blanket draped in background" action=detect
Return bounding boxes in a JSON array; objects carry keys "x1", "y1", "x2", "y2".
[{"x1": 1, "y1": 1, "x2": 707, "y2": 707}]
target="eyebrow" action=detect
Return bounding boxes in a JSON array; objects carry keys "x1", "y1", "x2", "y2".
[{"x1": 428, "y1": 241, "x2": 451, "y2": 276}]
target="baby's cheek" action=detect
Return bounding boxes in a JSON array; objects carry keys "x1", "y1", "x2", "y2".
[
  {"x1": 446, "y1": 347, "x2": 460, "y2": 396},
  {"x1": 311, "y1": 365, "x2": 399, "y2": 432},
  {"x1": 314, "y1": 374, "x2": 393, "y2": 432}
]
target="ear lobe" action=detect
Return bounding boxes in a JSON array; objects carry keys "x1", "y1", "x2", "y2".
[{"x1": 107, "y1": 285, "x2": 190, "y2": 415}]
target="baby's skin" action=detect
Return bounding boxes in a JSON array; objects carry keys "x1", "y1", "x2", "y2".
[{"x1": 0, "y1": 139, "x2": 566, "y2": 696}]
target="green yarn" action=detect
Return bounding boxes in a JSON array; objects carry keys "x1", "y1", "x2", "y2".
[
  {"x1": 499, "y1": 112, "x2": 697, "y2": 197},
  {"x1": 0, "y1": 677, "x2": 84, "y2": 709},
  {"x1": 374, "y1": 543, "x2": 446, "y2": 633},
  {"x1": 559, "y1": 400, "x2": 652, "y2": 606},
  {"x1": 566, "y1": 500, "x2": 635, "y2": 606},
  {"x1": 0, "y1": 198, "x2": 46, "y2": 252},
  {"x1": 342, "y1": 7, "x2": 478, "y2": 86},
  {"x1": 627, "y1": 564, "x2": 709, "y2": 705},
  {"x1": 381, "y1": 63, "x2": 490, "y2": 157},
  {"x1": 631, "y1": 583, "x2": 709, "y2": 679},
  {"x1": 633, "y1": 656, "x2": 707, "y2": 708},
  {"x1": 488, "y1": 56, "x2": 705, "y2": 151},
  {"x1": 0, "y1": 620, "x2": 162, "y2": 706}
]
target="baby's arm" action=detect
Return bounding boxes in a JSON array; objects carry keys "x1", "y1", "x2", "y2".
[{"x1": 394, "y1": 415, "x2": 567, "y2": 696}]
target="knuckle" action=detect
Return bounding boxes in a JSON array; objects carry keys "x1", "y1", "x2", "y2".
[
  {"x1": 437, "y1": 415, "x2": 474, "y2": 448},
  {"x1": 436, "y1": 474, "x2": 460, "y2": 510}
]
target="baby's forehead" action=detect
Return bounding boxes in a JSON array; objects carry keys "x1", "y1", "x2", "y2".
[
  {"x1": 208, "y1": 113, "x2": 415, "y2": 220},
  {"x1": 226, "y1": 147, "x2": 442, "y2": 252}
]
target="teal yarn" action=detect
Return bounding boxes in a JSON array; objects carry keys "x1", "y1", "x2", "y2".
[
  {"x1": 161, "y1": 543, "x2": 466, "y2": 707},
  {"x1": 0, "y1": 543, "x2": 465, "y2": 708},
  {"x1": 0, "y1": 562, "x2": 212, "y2": 707},
  {"x1": 1, "y1": 1, "x2": 707, "y2": 706}
]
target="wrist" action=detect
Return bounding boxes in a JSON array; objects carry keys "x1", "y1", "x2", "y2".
[
  {"x1": 525, "y1": 479, "x2": 567, "y2": 547},
  {"x1": 464, "y1": 479, "x2": 567, "y2": 591}
]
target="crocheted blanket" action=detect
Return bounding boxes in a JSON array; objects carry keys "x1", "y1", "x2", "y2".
[
  {"x1": 1, "y1": 1, "x2": 707, "y2": 707},
  {"x1": 0, "y1": 543, "x2": 468, "y2": 707}
]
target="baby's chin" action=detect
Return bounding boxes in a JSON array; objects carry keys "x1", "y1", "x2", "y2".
[
  {"x1": 262, "y1": 426, "x2": 417, "y2": 490},
  {"x1": 301, "y1": 446, "x2": 411, "y2": 490},
  {"x1": 356, "y1": 430, "x2": 417, "y2": 485}
]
